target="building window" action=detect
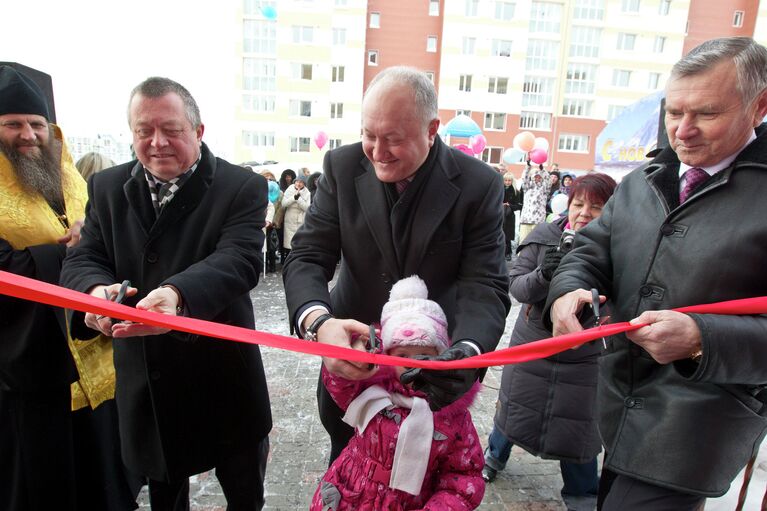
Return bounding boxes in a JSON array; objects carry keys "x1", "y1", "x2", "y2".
[
  {"x1": 561, "y1": 98, "x2": 593, "y2": 117},
  {"x1": 558, "y1": 134, "x2": 589, "y2": 152},
  {"x1": 488, "y1": 77, "x2": 509, "y2": 94},
  {"x1": 459, "y1": 74, "x2": 473, "y2": 92},
  {"x1": 333, "y1": 28, "x2": 347, "y2": 45},
  {"x1": 429, "y1": 0, "x2": 440, "y2": 16},
  {"x1": 529, "y1": 1, "x2": 562, "y2": 33},
  {"x1": 331, "y1": 65, "x2": 345, "y2": 82},
  {"x1": 648, "y1": 72, "x2": 661, "y2": 90},
  {"x1": 242, "y1": 94, "x2": 275, "y2": 112},
  {"x1": 573, "y1": 0, "x2": 604, "y2": 20},
  {"x1": 368, "y1": 50, "x2": 379, "y2": 66},
  {"x1": 653, "y1": 36, "x2": 666, "y2": 53},
  {"x1": 465, "y1": 0, "x2": 479, "y2": 16},
  {"x1": 481, "y1": 146, "x2": 503, "y2": 164},
  {"x1": 612, "y1": 69, "x2": 632, "y2": 87},
  {"x1": 370, "y1": 12, "x2": 380, "y2": 28},
  {"x1": 335, "y1": 0, "x2": 347, "y2": 5},
  {"x1": 733, "y1": 10, "x2": 744, "y2": 27},
  {"x1": 425, "y1": 71, "x2": 435, "y2": 82},
  {"x1": 494, "y1": 1, "x2": 516, "y2": 20},
  {"x1": 291, "y1": 63, "x2": 313, "y2": 80},
  {"x1": 607, "y1": 105, "x2": 625, "y2": 121},
  {"x1": 565, "y1": 63, "x2": 596, "y2": 94},
  {"x1": 427, "y1": 36, "x2": 438, "y2": 52},
  {"x1": 621, "y1": 0, "x2": 640, "y2": 13},
  {"x1": 522, "y1": 76, "x2": 555, "y2": 107},
  {"x1": 456, "y1": 109, "x2": 471, "y2": 117},
  {"x1": 243, "y1": 20, "x2": 277, "y2": 54},
  {"x1": 290, "y1": 136, "x2": 311, "y2": 153},
  {"x1": 242, "y1": 130, "x2": 275, "y2": 147},
  {"x1": 243, "y1": 0, "x2": 276, "y2": 16},
  {"x1": 491, "y1": 39, "x2": 513, "y2": 57},
  {"x1": 243, "y1": 57, "x2": 276, "y2": 91},
  {"x1": 329, "y1": 138, "x2": 343, "y2": 149},
  {"x1": 617, "y1": 33, "x2": 636, "y2": 51},
  {"x1": 570, "y1": 26, "x2": 601, "y2": 58},
  {"x1": 330, "y1": 102, "x2": 344, "y2": 119},
  {"x1": 292, "y1": 25, "x2": 314, "y2": 43},
  {"x1": 462, "y1": 37, "x2": 476, "y2": 55},
  {"x1": 519, "y1": 111, "x2": 552, "y2": 129},
  {"x1": 289, "y1": 100, "x2": 312, "y2": 117},
  {"x1": 526, "y1": 39, "x2": 559, "y2": 71},
  {"x1": 658, "y1": 0, "x2": 671, "y2": 15},
  {"x1": 484, "y1": 112, "x2": 507, "y2": 130}
]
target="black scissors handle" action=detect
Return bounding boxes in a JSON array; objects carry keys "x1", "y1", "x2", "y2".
[
  {"x1": 590, "y1": 288, "x2": 607, "y2": 349},
  {"x1": 366, "y1": 324, "x2": 380, "y2": 370},
  {"x1": 103, "y1": 280, "x2": 131, "y2": 323}
]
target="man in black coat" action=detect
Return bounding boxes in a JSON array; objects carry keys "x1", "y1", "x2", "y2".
[
  {"x1": 547, "y1": 37, "x2": 767, "y2": 510},
  {"x1": 60, "y1": 77, "x2": 272, "y2": 510},
  {"x1": 283, "y1": 66, "x2": 511, "y2": 463}
]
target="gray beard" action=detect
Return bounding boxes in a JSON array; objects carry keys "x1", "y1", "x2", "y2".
[{"x1": 0, "y1": 136, "x2": 64, "y2": 209}]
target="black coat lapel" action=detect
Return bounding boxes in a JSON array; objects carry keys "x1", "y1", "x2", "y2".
[
  {"x1": 356, "y1": 158, "x2": 400, "y2": 279},
  {"x1": 123, "y1": 162, "x2": 154, "y2": 237},
  {"x1": 403, "y1": 146, "x2": 460, "y2": 274}
]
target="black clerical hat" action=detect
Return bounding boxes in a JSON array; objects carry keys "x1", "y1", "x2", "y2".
[{"x1": 0, "y1": 65, "x2": 50, "y2": 119}]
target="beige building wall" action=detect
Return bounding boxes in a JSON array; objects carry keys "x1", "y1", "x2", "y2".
[{"x1": 233, "y1": 0, "x2": 367, "y2": 168}]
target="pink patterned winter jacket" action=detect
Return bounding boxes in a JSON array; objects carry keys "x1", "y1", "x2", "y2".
[{"x1": 310, "y1": 366, "x2": 485, "y2": 511}]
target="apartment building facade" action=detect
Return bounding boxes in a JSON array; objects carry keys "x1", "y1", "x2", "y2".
[{"x1": 231, "y1": 0, "x2": 764, "y2": 173}]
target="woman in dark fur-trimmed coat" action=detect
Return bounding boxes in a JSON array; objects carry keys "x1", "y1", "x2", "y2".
[{"x1": 483, "y1": 174, "x2": 617, "y2": 510}]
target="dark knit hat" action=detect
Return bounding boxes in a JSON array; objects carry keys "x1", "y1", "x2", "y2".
[{"x1": 0, "y1": 66, "x2": 50, "y2": 119}]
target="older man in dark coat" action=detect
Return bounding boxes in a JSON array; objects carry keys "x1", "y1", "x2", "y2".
[
  {"x1": 60, "y1": 77, "x2": 272, "y2": 511},
  {"x1": 283, "y1": 66, "x2": 510, "y2": 463}
]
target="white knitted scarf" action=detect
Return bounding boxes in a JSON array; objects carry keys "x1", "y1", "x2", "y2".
[{"x1": 342, "y1": 385, "x2": 434, "y2": 495}]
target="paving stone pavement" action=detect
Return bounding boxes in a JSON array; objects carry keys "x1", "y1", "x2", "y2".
[{"x1": 137, "y1": 269, "x2": 569, "y2": 510}]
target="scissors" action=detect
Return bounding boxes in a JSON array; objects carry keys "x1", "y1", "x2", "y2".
[
  {"x1": 366, "y1": 324, "x2": 380, "y2": 370},
  {"x1": 591, "y1": 288, "x2": 608, "y2": 349},
  {"x1": 103, "y1": 280, "x2": 131, "y2": 324}
]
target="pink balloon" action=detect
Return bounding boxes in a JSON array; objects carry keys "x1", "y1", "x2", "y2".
[
  {"x1": 470, "y1": 134, "x2": 487, "y2": 155},
  {"x1": 513, "y1": 131, "x2": 536, "y2": 152},
  {"x1": 454, "y1": 143, "x2": 475, "y2": 156},
  {"x1": 314, "y1": 130, "x2": 329, "y2": 150},
  {"x1": 529, "y1": 147, "x2": 548, "y2": 165}
]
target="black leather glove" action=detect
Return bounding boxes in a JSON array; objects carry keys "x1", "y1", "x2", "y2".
[
  {"x1": 294, "y1": 193, "x2": 300, "y2": 200},
  {"x1": 400, "y1": 342, "x2": 479, "y2": 411},
  {"x1": 539, "y1": 246, "x2": 564, "y2": 280}
]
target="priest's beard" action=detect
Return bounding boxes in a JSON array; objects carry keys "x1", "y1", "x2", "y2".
[{"x1": 0, "y1": 134, "x2": 63, "y2": 208}]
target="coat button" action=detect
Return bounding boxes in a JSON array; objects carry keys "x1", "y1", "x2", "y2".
[
  {"x1": 150, "y1": 370, "x2": 161, "y2": 380},
  {"x1": 624, "y1": 397, "x2": 636, "y2": 408},
  {"x1": 660, "y1": 224, "x2": 675, "y2": 236},
  {"x1": 381, "y1": 273, "x2": 391, "y2": 284},
  {"x1": 639, "y1": 285, "x2": 652, "y2": 297},
  {"x1": 146, "y1": 252, "x2": 158, "y2": 263}
]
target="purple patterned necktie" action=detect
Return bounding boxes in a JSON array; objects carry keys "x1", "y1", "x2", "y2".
[
  {"x1": 679, "y1": 167, "x2": 709, "y2": 203},
  {"x1": 396, "y1": 179, "x2": 410, "y2": 195}
]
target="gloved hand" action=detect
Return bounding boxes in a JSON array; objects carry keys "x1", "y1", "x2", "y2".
[
  {"x1": 540, "y1": 246, "x2": 564, "y2": 280},
  {"x1": 294, "y1": 193, "x2": 300, "y2": 200},
  {"x1": 400, "y1": 342, "x2": 479, "y2": 411}
]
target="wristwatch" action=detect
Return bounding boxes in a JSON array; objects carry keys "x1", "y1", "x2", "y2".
[{"x1": 305, "y1": 313, "x2": 334, "y2": 342}]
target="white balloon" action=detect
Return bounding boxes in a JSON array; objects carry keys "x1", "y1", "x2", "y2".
[
  {"x1": 534, "y1": 137, "x2": 550, "y2": 152},
  {"x1": 551, "y1": 193, "x2": 569, "y2": 216}
]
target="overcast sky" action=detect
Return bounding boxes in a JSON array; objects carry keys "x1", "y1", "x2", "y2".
[{"x1": 4, "y1": 0, "x2": 238, "y2": 151}]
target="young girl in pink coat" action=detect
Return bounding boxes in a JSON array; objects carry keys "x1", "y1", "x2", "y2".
[{"x1": 310, "y1": 276, "x2": 485, "y2": 511}]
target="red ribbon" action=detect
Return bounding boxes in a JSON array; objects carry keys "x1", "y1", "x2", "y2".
[{"x1": 2, "y1": 270, "x2": 767, "y2": 369}]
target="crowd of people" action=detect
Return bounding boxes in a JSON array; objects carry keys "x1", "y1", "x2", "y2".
[{"x1": 2, "y1": 35, "x2": 767, "y2": 511}]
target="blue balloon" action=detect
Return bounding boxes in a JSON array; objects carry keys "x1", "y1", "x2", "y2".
[
  {"x1": 268, "y1": 180, "x2": 280, "y2": 203},
  {"x1": 261, "y1": 5, "x2": 277, "y2": 20}
]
